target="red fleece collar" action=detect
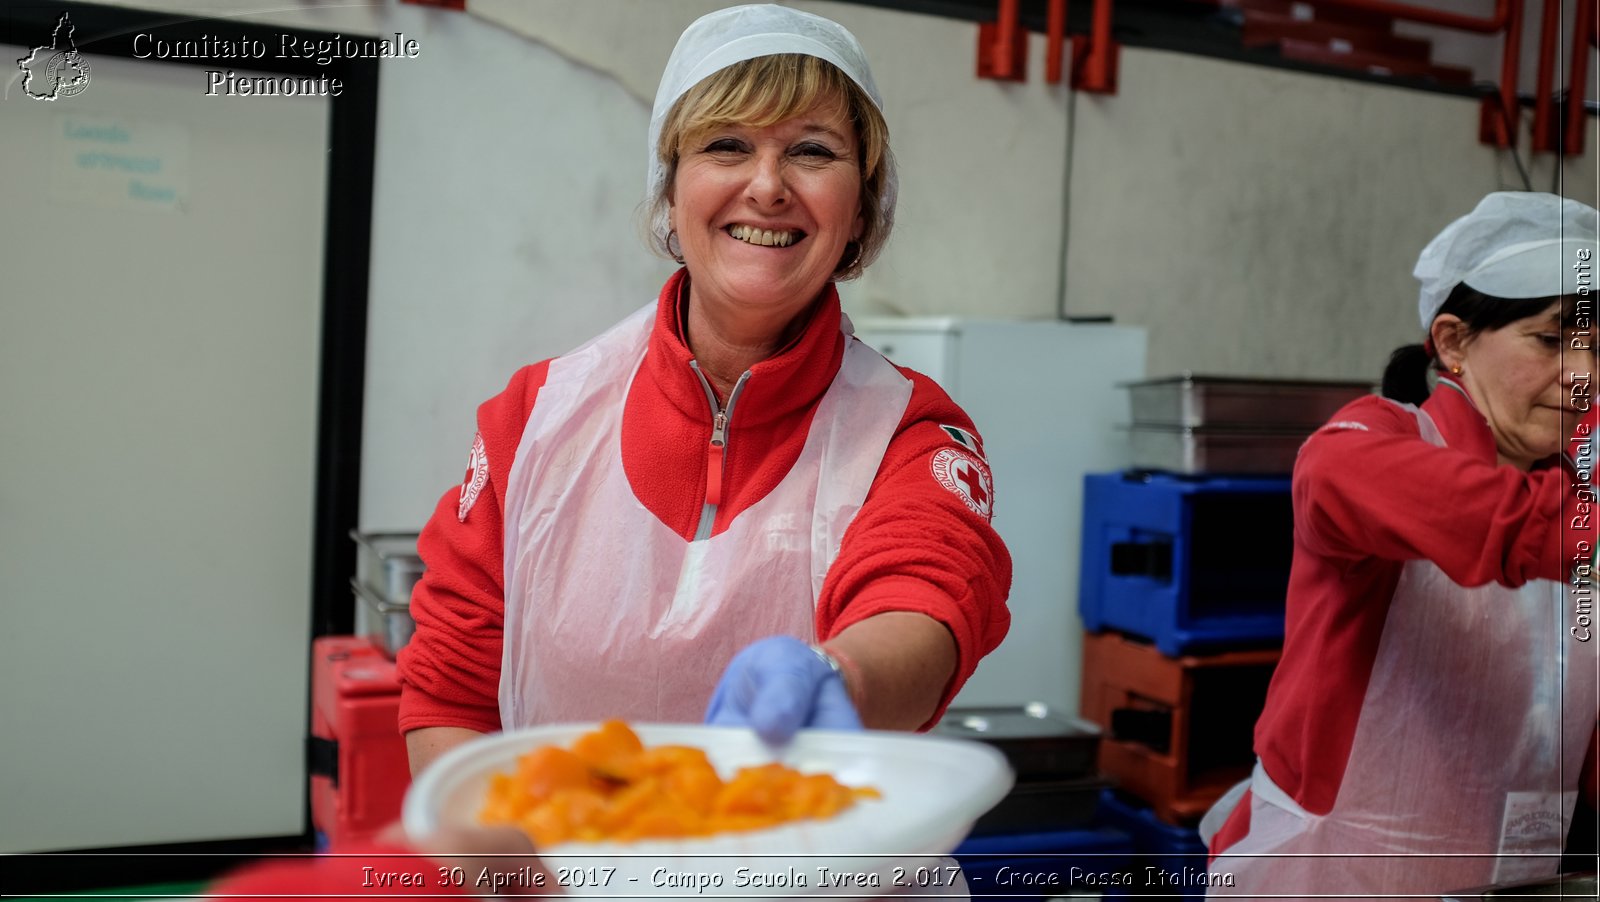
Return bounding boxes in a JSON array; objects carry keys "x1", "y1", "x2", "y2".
[
  {"x1": 1422, "y1": 377, "x2": 1499, "y2": 464},
  {"x1": 645, "y1": 268, "x2": 848, "y2": 428},
  {"x1": 1423, "y1": 375, "x2": 1565, "y2": 469}
]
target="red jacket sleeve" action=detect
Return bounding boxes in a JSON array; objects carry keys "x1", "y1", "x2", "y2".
[
  {"x1": 815, "y1": 368, "x2": 1013, "y2": 727},
  {"x1": 1293, "y1": 396, "x2": 1579, "y2": 588},
  {"x1": 395, "y1": 363, "x2": 550, "y2": 735}
]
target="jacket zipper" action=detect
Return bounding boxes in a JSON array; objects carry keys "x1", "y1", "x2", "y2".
[{"x1": 689, "y1": 362, "x2": 750, "y2": 541}]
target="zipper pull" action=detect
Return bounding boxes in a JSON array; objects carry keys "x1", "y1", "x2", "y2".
[{"x1": 706, "y1": 411, "x2": 727, "y2": 508}]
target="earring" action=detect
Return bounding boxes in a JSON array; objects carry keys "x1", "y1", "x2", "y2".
[
  {"x1": 666, "y1": 229, "x2": 684, "y2": 265},
  {"x1": 1451, "y1": 365, "x2": 1462, "y2": 375},
  {"x1": 835, "y1": 241, "x2": 863, "y2": 274}
]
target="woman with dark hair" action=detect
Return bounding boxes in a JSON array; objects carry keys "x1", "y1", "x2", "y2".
[
  {"x1": 1204, "y1": 192, "x2": 1600, "y2": 896},
  {"x1": 1383, "y1": 284, "x2": 1586, "y2": 411}
]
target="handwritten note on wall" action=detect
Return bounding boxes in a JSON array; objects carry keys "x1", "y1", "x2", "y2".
[{"x1": 51, "y1": 115, "x2": 190, "y2": 212}]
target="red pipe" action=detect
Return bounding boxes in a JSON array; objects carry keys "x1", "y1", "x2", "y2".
[
  {"x1": 1079, "y1": 0, "x2": 1115, "y2": 92},
  {"x1": 1531, "y1": 0, "x2": 1561, "y2": 151},
  {"x1": 1478, "y1": 0, "x2": 1525, "y2": 148},
  {"x1": 1495, "y1": 0, "x2": 1524, "y2": 148},
  {"x1": 1314, "y1": 0, "x2": 1510, "y2": 34},
  {"x1": 1567, "y1": 0, "x2": 1596, "y2": 156},
  {"x1": 1047, "y1": 0, "x2": 1067, "y2": 84},
  {"x1": 995, "y1": 0, "x2": 1020, "y2": 80}
]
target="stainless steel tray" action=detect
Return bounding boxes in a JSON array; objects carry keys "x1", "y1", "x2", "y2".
[
  {"x1": 350, "y1": 576, "x2": 415, "y2": 657},
  {"x1": 1124, "y1": 374, "x2": 1373, "y2": 429},
  {"x1": 350, "y1": 529, "x2": 424, "y2": 603},
  {"x1": 933, "y1": 702, "x2": 1102, "y2": 780},
  {"x1": 1127, "y1": 425, "x2": 1306, "y2": 475}
]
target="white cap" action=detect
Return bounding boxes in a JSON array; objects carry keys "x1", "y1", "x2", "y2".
[
  {"x1": 1413, "y1": 191, "x2": 1598, "y2": 329},
  {"x1": 645, "y1": 4, "x2": 895, "y2": 247}
]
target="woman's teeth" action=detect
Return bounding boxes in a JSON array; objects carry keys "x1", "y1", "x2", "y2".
[{"x1": 728, "y1": 224, "x2": 800, "y2": 247}]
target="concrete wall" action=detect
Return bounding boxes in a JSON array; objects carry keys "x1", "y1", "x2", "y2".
[
  {"x1": 76, "y1": 0, "x2": 1598, "y2": 525},
  {"x1": 1064, "y1": 46, "x2": 1598, "y2": 378}
]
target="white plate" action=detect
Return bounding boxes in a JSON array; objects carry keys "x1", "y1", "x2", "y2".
[{"x1": 402, "y1": 723, "x2": 1014, "y2": 897}]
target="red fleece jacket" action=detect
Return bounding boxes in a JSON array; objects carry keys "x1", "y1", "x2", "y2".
[
  {"x1": 1211, "y1": 380, "x2": 1599, "y2": 855},
  {"x1": 396, "y1": 270, "x2": 1012, "y2": 733}
]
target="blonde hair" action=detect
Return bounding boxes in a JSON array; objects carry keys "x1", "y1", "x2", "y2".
[{"x1": 646, "y1": 54, "x2": 893, "y2": 280}]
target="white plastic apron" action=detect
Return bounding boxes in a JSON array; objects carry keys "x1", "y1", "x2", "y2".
[
  {"x1": 1208, "y1": 403, "x2": 1598, "y2": 899},
  {"x1": 498, "y1": 304, "x2": 913, "y2": 727}
]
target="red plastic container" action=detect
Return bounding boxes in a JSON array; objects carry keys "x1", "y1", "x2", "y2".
[
  {"x1": 310, "y1": 636, "x2": 410, "y2": 849},
  {"x1": 1080, "y1": 631, "x2": 1279, "y2": 825}
]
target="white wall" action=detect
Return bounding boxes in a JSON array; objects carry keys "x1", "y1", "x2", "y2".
[
  {"x1": 358, "y1": 5, "x2": 677, "y2": 532},
  {"x1": 1064, "y1": 45, "x2": 1599, "y2": 378},
  {"x1": 86, "y1": 0, "x2": 1597, "y2": 525}
]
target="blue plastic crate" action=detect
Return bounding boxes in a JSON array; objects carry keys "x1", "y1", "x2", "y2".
[
  {"x1": 1095, "y1": 789, "x2": 1213, "y2": 899},
  {"x1": 955, "y1": 827, "x2": 1135, "y2": 898},
  {"x1": 1079, "y1": 471, "x2": 1292, "y2": 655}
]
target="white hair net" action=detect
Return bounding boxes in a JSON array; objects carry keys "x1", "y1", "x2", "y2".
[
  {"x1": 645, "y1": 4, "x2": 896, "y2": 252},
  {"x1": 1414, "y1": 191, "x2": 1599, "y2": 329}
]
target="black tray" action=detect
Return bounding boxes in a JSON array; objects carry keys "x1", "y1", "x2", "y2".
[
  {"x1": 934, "y1": 703, "x2": 1102, "y2": 781},
  {"x1": 969, "y1": 775, "x2": 1112, "y2": 837}
]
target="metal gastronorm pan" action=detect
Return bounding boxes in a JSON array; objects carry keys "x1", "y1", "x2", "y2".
[{"x1": 1123, "y1": 374, "x2": 1373, "y2": 429}]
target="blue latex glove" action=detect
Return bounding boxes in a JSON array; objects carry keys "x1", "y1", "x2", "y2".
[{"x1": 704, "y1": 636, "x2": 863, "y2": 745}]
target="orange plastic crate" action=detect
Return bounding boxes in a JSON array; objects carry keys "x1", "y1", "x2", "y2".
[{"x1": 1079, "y1": 631, "x2": 1279, "y2": 824}]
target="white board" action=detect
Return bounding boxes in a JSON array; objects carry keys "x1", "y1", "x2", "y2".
[{"x1": 0, "y1": 48, "x2": 329, "y2": 851}]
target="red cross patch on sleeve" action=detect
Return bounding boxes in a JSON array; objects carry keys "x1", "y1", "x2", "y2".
[
  {"x1": 931, "y1": 447, "x2": 994, "y2": 520},
  {"x1": 457, "y1": 433, "x2": 489, "y2": 522}
]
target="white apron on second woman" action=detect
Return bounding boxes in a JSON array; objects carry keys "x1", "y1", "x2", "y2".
[
  {"x1": 1207, "y1": 401, "x2": 1598, "y2": 898},
  {"x1": 498, "y1": 304, "x2": 913, "y2": 727}
]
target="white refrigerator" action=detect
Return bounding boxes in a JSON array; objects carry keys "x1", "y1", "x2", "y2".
[{"x1": 850, "y1": 316, "x2": 1148, "y2": 716}]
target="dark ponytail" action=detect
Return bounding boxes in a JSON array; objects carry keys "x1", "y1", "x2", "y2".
[
  {"x1": 1382, "y1": 343, "x2": 1434, "y2": 405},
  {"x1": 1381, "y1": 282, "x2": 1573, "y2": 405}
]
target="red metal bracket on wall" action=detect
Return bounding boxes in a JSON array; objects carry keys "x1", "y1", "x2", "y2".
[
  {"x1": 1564, "y1": 1, "x2": 1596, "y2": 156},
  {"x1": 976, "y1": 0, "x2": 1027, "y2": 81},
  {"x1": 1047, "y1": 0, "x2": 1067, "y2": 84},
  {"x1": 974, "y1": 0, "x2": 1592, "y2": 152},
  {"x1": 1529, "y1": 0, "x2": 1561, "y2": 151},
  {"x1": 1073, "y1": 0, "x2": 1118, "y2": 93},
  {"x1": 1475, "y1": 0, "x2": 1523, "y2": 149},
  {"x1": 1291, "y1": 0, "x2": 1525, "y2": 150},
  {"x1": 1534, "y1": 0, "x2": 1596, "y2": 156},
  {"x1": 978, "y1": 0, "x2": 1119, "y2": 93}
]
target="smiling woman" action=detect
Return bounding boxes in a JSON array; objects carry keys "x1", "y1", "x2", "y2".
[
  {"x1": 667, "y1": 88, "x2": 864, "y2": 397},
  {"x1": 649, "y1": 52, "x2": 892, "y2": 281},
  {"x1": 395, "y1": 4, "x2": 1011, "y2": 786}
]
